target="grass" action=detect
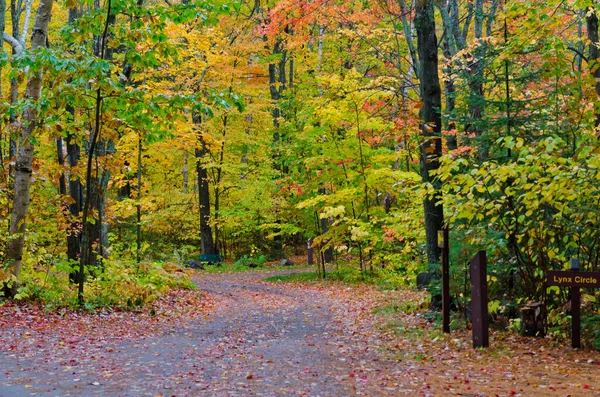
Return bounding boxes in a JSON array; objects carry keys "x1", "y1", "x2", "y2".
[
  {"x1": 263, "y1": 272, "x2": 321, "y2": 283},
  {"x1": 202, "y1": 260, "x2": 311, "y2": 274}
]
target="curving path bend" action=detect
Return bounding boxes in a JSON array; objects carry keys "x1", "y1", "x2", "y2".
[{"x1": 0, "y1": 270, "x2": 409, "y2": 397}]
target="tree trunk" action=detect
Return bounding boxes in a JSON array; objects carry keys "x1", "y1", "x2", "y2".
[
  {"x1": 465, "y1": 0, "x2": 486, "y2": 159},
  {"x1": 587, "y1": 5, "x2": 600, "y2": 130},
  {"x1": 78, "y1": 0, "x2": 112, "y2": 303},
  {"x1": 63, "y1": 8, "x2": 83, "y2": 272},
  {"x1": 56, "y1": 138, "x2": 67, "y2": 195},
  {"x1": 65, "y1": 103, "x2": 83, "y2": 271},
  {"x1": 3, "y1": 0, "x2": 54, "y2": 297},
  {"x1": 268, "y1": 38, "x2": 288, "y2": 258},
  {"x1": 415, "y1": 0, "x2": 443, "y2": 265},
  {"x1": 80, "y1": 170, "x2": 109, "y2": 271},
  {"x1": 442, "y1": 39, "x2": 458, "y2": 151},
  {"x1": 0, "y1": 0, "x2": 4, "y2": 168},
  {"x1": 0, "y1": 0, "x2": 5, "y2": 98},
  {"x1": 136, "y1": 135, "x2": 142, "y2": 263},
  {"x1": 196, "y1": 132, "x2": 216, "y2": 255},
  {"x1": 182, "y1": 150, "x2": 189, "y2": 193}
]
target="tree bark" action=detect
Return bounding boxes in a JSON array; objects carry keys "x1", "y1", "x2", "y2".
[
  {"x1": 465, "y1": 0, "x2": 486, "y2": 159},
  {"x1": 0, "y1": 0, "x2": 5, "y2": 97},
  {"x1": 587, "y1": 5, "x2": 600, "y2": 130},
  {"x1": 268, "y1": 37, "x2": 288, "y2": 258},
  {"x1": 4, "y1": 0, "x2": 54, "y2": 296},
  {"x1": 0, "y1": 0, "x2": 6, "y2": 165},
  {"x1": 196, "y1": 130, "x2": 216, "y2": 256},
  {"x1": 415, "y1": 0, "x2": 443, "y2": 265},
  {"x1": 136, "y1": 135, "x2": 142, "y2": 263},
  {"x1": 182, "y1": 150, "x2": 189, "y2": 192},
  {"x1": 65, "y1": 103, "x2": 83, "y2": 270}
]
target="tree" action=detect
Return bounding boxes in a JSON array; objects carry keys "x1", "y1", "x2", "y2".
[
  {"x1": 415, "y1": 0, "x2": 443, "y2": 265},
  {"x1": 3, "y1": 0, "x2": 54, "y2": 296}
]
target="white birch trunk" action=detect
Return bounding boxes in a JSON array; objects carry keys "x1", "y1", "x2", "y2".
[{"x1": 5, "y1": 0, "x2": 54, "y2": 294}]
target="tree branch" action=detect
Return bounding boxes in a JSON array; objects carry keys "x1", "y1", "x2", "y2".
[
  {"x1": 19, "y1": 0, "x2": 33, "y2": 45},
  {"x1": 3, "y1": 32, "x2": 24, "y2": 53},
  {"x1": 568, "y1": 45, "x2": 589, "y2": 63}
]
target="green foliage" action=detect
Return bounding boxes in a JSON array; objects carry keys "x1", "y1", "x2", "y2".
[
  {"x1": 235, "y1": 248, "x2": 268, "y2": 268},
  {"x1": 439, "y1": 136, "x2": 600, "y2": 301},
  {"x1": 439, "y1": 136, "x2": 600, "y2": 345},
  {"x1": 264, "y1": 272, "x2": 320, "y2": 283},
  {"x1": 582, "y1": 313, "x2": 600, "y2": 350},
  {"x1": 10, "y1": 258, "x2": 194, "y2": 311}
]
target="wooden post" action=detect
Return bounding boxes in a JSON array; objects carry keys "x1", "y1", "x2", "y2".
[
  {"x1": 439, "y1": 226, "x2": 450, "y2": 333},
  {"x1": 470, "y1": 251, "x2": 489, "y2": 348},
  {"x1": 307, "y1": 238, "x2": 314, "y2": 265},
  {"x1": 571, "y1": 258, "x2": 581, "y2": 349}
]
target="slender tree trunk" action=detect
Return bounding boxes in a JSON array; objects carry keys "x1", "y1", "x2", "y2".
[
  {"x1": 65, "y1": 105, "x2": 83, "y2": 272},
  {"x1": 0, "y1": 0, "x2": 5, "y2": 99},
  {"x1": 442, "y1": 39, "x2": 457, "y2": 151},
  {"x1": 0, "y1": 0, "x2": 4, "y2": 171},
  {"x1": 399, "y1": 0, "x2": 420, "y2": 79},
  {"x1": 82, "y1": 0, "x2": 120, "y2": 273},
  {"x1": 136, "y1": 135, "x2": 142, "y2": 263},
  {"x1": 465, "y1": 0, "x2": 486, "y2": 159},
  {"x1": 587, "y1": 5, "x2": 600, "y2": 130},
  {"x1": 196, "y1": 132, "x2": 216, "y2": 255},
  {"x1": 317, "y1": 25, "x2": 325, "y2": 73},
  {"x1": 241, "y1": 114, "x2": 252, "y2": 180},
  {"x1": 183, "y1": 150, "x2": 188, "y2": 193},
  {"x1": 62, "y1": 8, "x2": 83, "y2": 273},
  {"x1": 268, "y1": 38, "x2": 287, "y2": 258},
  {"x1": 3, "y1": 0, "x2": 54, "y2": 297},
  {"x1": 78, "y1": 0, "x2": 112, "y2": 304},
  {"x1": 7, "y1": 0, "x2": 30, "y2": 180},
  {"x1": 415, "y1": 0, "x2": 443, "y2": 265},
  {"x1": 56, "y1": 138, "x2": 67, "y2": 195}
]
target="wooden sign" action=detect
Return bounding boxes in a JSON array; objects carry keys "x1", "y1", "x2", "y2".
[
  {"x1": 547, "y1": 270, "x2": 600, "y2": 288},
  {"x1": 547, "y1": 261, "x2": 600, "y2": 349}
]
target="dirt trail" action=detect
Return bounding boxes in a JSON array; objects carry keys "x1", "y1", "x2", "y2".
[
  {"x1": 2, "y1": 269, "x2": 600, "y2": 397},
  {"x1": 0, "y1": 270, "x2": 405, "y2": 397}
]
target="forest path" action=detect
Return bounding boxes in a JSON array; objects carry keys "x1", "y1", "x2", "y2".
[
  {"x1": 0, "y1": 269, "x2": 407, "y2": 397},
  {"x1": 2, "y1": 269, "x2": 600, "y2": 397}
]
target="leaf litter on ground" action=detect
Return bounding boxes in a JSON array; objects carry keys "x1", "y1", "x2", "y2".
[{"x1": 1, "y1": 268, "x2": 599, "y2": 396}]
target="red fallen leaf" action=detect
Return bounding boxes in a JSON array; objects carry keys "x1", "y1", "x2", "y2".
[
  {"x1": 246, "y1": 374, "x2": 253, "y2": 379},
  {"x1": 584, "y1": 385, "x2": 590, "y2": 389},
  {"x1": 349, "y1": 373, "x2": 355, "y2": 378}
]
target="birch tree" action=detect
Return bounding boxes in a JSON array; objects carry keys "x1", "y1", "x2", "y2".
[{"x1": 3, "y1": 0, "x2": 54, "y2": 297}]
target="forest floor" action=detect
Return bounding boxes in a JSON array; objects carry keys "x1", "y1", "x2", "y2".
[{"x1": 1, "y1": 267, "x2": 600, "y2": 397}]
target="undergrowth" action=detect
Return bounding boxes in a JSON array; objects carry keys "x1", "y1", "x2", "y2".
[
  {"x1": 264, "y1": 263, "x2": 418, "y2": 290},
  {"x1": 2, "y1": 259, "x2": 195, "y2": 312}
]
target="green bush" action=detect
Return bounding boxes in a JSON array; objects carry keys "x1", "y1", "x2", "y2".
[{"x1": 10, "y1": 258, "x2": 194, "y2": 311}]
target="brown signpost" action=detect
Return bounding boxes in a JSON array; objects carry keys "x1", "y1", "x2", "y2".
[
  {"x1": 438, "y1": 226, "x2": 450, "y2": 333},
  {"x1": 470, "y1": 251, "x2": 489, "y2": 348},
  {"x1": 546, "y1": 259, "x2": 600, "y2": 349}
]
